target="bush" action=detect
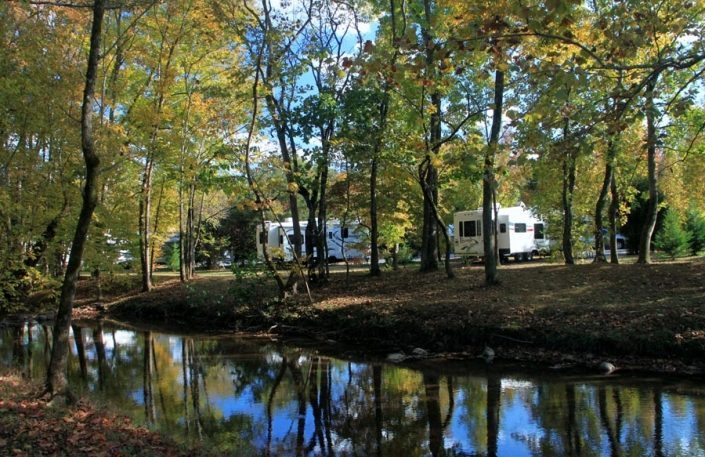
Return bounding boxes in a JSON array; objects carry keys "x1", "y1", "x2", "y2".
[
  {"x1": 0, "y1": 260, "x2": 59, "y2": 316},
  {"x1": 654, "y1": 210, "x2": 691, "y2": 259},
  {"x1": 685, "y1": 207, "x2": 705, "y2": 256}
]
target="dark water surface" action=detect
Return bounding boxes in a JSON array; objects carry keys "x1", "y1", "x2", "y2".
[{"x1": 2, "y1": 321, "x2": 705, "y2": 456}]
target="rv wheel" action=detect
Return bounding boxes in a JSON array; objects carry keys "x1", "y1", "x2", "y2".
[{"x1": 514, "y1": 254, "x2": 522, "y2": 262}]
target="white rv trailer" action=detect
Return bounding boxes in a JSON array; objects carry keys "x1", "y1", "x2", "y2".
[
  {"x1": 256, "y1": 218, "x2": 311, "y2": 261},
  {"x1": 325, "y1": 223, "x2": 368, "y2": 262},
  {"x1": 256, "y1": 218, "x2": 367, "y2": 262},
  {"x1": 453, "y1": 204, "x2": 549, "y2": 261}
]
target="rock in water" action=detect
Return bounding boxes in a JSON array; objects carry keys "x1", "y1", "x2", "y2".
[
  {"x1": 599, "y1": 361, "x2": 616, "y2": 374},
  {"x1": 411, "y1": 348, "x2": 428, "y2": 357},
  {"x1": 386, "y1": 352, "x2": 406, "y2": 363},
  {"x1": 482, "y1": 346, "x2": 495, "y2": 363}
]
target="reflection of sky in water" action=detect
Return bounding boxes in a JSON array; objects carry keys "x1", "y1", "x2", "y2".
[{"x1": 3, "y1": 324, "x2": 705, "y2": 456}]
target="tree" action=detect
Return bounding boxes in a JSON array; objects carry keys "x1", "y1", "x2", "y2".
[
  {"x1": 45, "y1": 0, "x2": 106, "y2": 401},
  {"x1": 654, "y1": 209, "x2": 690, "y2": 260},
  {"x1": 685, "y1": 206, "x2": 705, "y2": 256}
]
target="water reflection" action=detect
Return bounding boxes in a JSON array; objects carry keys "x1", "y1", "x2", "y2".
[{"x1": 2, "y1": 323, "x2": 705, "y2": 456}]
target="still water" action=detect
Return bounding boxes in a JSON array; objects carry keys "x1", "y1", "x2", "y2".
[{"x1": 2, "y1": 321, "x2": 705, "y2": 456}]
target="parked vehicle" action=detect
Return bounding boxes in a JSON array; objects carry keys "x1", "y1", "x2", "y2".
[
  {"x1": 325, "y1": 223, "x2": 367, "y2": 262},
  {"x1": 453, "y1": 204, "x2": 549, "y2": 261},
  {"x1": 256, "y1": 218, "x2": 367, "y2": 262}
]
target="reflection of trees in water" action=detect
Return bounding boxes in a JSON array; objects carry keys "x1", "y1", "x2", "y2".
[
  {"x1": 72, "y1": 325, "x2": 88, "y2": 382},
  {"x1": 6, "y1": 326, "x2": 705, "y2": 456},
  {"x1": 486, "y1": 370, "x2": 501, "y2": 457},
  {"x1": 143, "y1": 331, "x2": 156, "y2": 423},
  {"x1": 93, "y1": 324, "x2": 108, "y2": 391},
  {"x1": 11, "y1": 323, "x2": 24, "y2": 370},
  {"x1": 653, "y1": 387, "x2": 663, "y2": 457}
]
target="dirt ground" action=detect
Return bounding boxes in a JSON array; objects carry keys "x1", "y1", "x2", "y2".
[{"x1": 85, "y1": 257, "x2": 705, "y2": 374}]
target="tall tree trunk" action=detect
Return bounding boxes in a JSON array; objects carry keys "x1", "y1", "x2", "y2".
[
  {"x1": 187, "y1": 183, "x2": 197, "y2": 279},
  {"x1": 149, "y1": 178, "x2": 166, "y2": 277},
  {"x1": 316, "y1": 161, "x2": 330, "y2": 280},
  {"x1": 483, "y1": 69, "x2": 504, "y2": 285},
  {"x1": 243, "y1": 44, "x2": 287, "y2": 297},
  {"x1": 370, "y1": 154, "x2": 381, "y2": 276},
  {"x1": 561, "y1": 120, "x2": 576, "y2": 265},
  {"x1": 420, "y1": 135, "x2": 440, "y2": 272},
  {"x1": 263, "y1": 85, "x2": 303, "y2": 261},
  {"x1": 45, "y1": 0, "x2": 104, "y2": 400},
  {"x1": 593, "y1": 139, "x2": 615, "y2": 263},
  {"x1": 419, "y1": 0, "x2": 440, "y2": 273},
  {"x1": 178, "y1": 182, "x2": 187, "y2": 281},
  {"x1": 139, "y1": 158, "x2": 154, "y2": 291},
  {"x1": 609, "y1": 175, "x2": 620, "y2": 264},
  {"x1": 638, "y1": 75, "x2": 659, "y2": 264},
  {"x1": 419, "y1": 158, "x2": 454, "y2": 278}
]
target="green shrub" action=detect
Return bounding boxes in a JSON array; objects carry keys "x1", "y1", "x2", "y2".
[{"x1": 654, "y1": 210, "x2": 691, "y2": 259}]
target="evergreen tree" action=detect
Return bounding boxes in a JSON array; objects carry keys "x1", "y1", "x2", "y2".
[
  {"x1": 685, "y1": 207, "x2": 705, "y2": 256},
  {"x1": 654, "y1": 210, "x2": 690, "y2": 259}
]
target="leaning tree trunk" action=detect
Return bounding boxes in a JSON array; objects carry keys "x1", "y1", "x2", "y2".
[
  {"x1": 45, "y1": 0, "x2": 105, "y2": 400},
  {"x1": 483, "y1": 69, "x2": 504, "y2": 285},
  {"x1": 638, "y1": 75, "x2": 659, "y2": 264}
]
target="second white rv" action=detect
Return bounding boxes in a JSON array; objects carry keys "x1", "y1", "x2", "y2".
[
  {"x1": 453, "y1": 204, "x2": 549, "y2": 261},
  {"x1": 256, "y1": 218, "x2": 367, "y2": 262}
]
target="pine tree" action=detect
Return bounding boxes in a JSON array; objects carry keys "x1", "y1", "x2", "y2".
[{"x1": 654, "y1": 210, "x2": 690, "y2": 259}]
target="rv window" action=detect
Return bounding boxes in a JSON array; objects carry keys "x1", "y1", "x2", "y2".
[
  {"x1": 534, "y1": 223, "x2": 545, "y2": 240},
  {"x1": 279, "y1": 235, "x2": 284, "y2": 245},
  {"x1": 459, "y1": 222, "x2": 464, "y2": 237},
  {"x1": 463, "y1": 221, "x2": 477, "y2": 237},
  {"x1": 259, "y1": 232, "x2": 267, "y2": 244},
  {"x1": 476, "y1": 220, "x2": 482, "y2": 237},
  {"x1": 515, "y1": 223, "x2": 527, "y2": 233},
  {"x1": 342, "y1": 227, "x2": 349, "y2": 238},
  {"x1": 328, "y1": 232, "x2": 333, "y2": 240},
  {"x1": 499, "y1": 223, "x2": 507, "y2": 233}
]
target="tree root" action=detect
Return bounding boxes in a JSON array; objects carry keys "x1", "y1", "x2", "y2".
[{"x1": 38, "y1": 386, "x2": 77, "y2": 406}]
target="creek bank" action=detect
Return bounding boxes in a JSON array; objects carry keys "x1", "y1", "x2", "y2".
[{"x1": 90, "y1": 260, "x2": 705, "y2": 376}]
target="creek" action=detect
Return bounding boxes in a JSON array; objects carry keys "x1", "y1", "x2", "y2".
[{"x1": 2, "y1": 321, "x2": 705, "y2": 456}]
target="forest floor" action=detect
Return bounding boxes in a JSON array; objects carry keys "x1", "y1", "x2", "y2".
[
  {"x1": 72, "y1": 256, "x2": 705, "y2": 375},
  {"x1": 0, "y1": 372, "x2": 204, "y2": 456}
]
